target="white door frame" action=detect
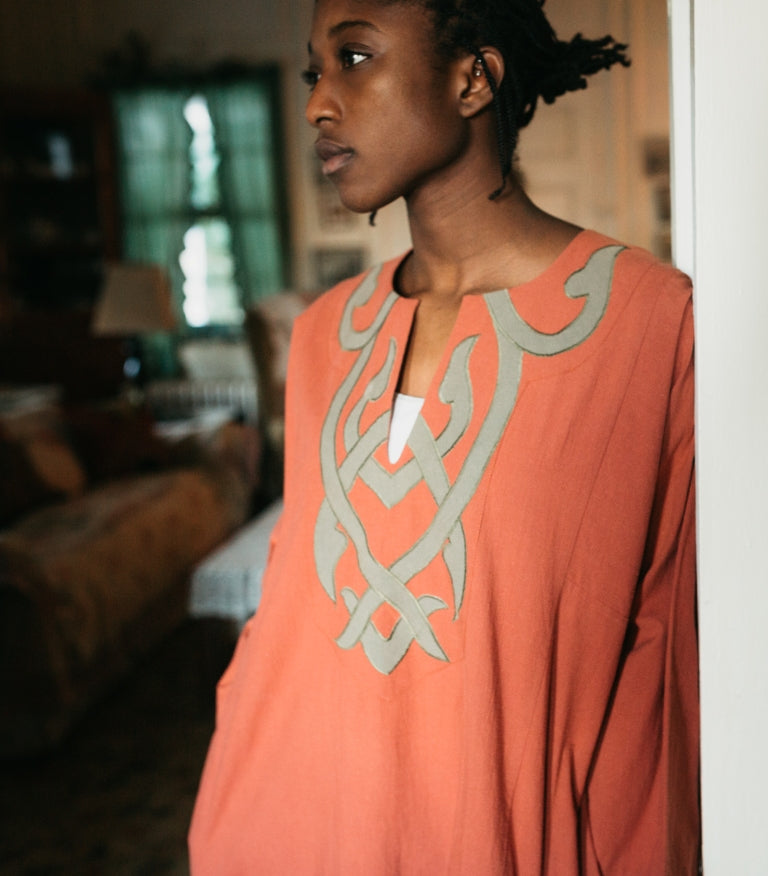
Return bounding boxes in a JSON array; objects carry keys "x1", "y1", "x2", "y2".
[{"x1": 669, "y1": 1, "x2": 768, "y2": 872}]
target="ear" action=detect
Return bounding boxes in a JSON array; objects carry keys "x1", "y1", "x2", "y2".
[{"x1": 456, "y1": 46, "x2": 505, "y2": 119}]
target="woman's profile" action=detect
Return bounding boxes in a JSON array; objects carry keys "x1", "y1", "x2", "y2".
[{"x1": 189, "y1": 0, "x2": 699, "y2": 872}]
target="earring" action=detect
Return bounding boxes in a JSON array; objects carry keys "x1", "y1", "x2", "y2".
[{"x1": 473, "y1": 59, "x2": 484, "y2": 78}]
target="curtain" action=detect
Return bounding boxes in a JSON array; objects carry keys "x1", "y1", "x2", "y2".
[
  {"x1": 113, "y1": 89, "x2": 192, "y2": 310},
  {"x1": 113, "y1": 90, "x2": 193, "y2": 376},
  {"x1": 112, "y1": 74, "x2": 288, "y2": 372},
  {"x1": 205, "y1": 81, "x2": 286, "y2": 306}
]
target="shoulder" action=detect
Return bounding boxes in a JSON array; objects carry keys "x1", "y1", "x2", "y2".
[
  {"x1": 615, "y1": 239, "x2": 693, "y2": 347},
  {"x1": 573, "y1": 230, "x2": 692, "y2": 341},
  {"x1": 593, "y1": 234, "x2": 694, "y2": 380},
  {"x1": 588, "y1": 232, "x2": 692, "y2": 312}
]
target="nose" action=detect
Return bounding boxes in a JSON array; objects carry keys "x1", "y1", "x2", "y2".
[{"x1": 305, "y1": 73, "x2": 340, "y2": 128}]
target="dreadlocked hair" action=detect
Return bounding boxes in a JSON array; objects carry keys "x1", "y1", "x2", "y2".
[{"x1": 417, "y1": 0, "x2": 630, "y2": 198}]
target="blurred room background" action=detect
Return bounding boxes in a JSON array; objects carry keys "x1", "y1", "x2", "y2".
[{"x1": 0, "y1": 0, "x2": 674, "y2": 872}]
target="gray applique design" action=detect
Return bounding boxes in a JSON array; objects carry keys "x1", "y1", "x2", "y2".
[{"x1": 314, "y1": 245, "x2": 624, "y2": 674}]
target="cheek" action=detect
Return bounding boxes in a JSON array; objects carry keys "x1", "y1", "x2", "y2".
[
  {"x1": 381, "y1": 88, "x2": 459, "y2": 153},
  {"x1": 400, "y1": 106, "x2": 468, "y2": 168}
]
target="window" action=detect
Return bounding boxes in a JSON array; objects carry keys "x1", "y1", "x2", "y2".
[
  {"x1": 112, "y1": 70, "x2": 289, "y2": 336},
  {"x1": 179, "y1": 94, "x2": 240, "y2": 327}
]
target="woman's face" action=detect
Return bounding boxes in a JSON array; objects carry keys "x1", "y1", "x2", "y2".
[{"x1": 305, "y1": 0, "x2": 471, "y2": 213}]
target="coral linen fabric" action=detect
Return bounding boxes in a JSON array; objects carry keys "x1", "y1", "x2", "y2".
[{"x1": 189, "y1": 231, "x2": 699, "y2": 874}]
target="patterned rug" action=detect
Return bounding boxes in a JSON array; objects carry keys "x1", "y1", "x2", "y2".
[{"x1": 0, "y1": 620, "x2": 236, "y2": 875}]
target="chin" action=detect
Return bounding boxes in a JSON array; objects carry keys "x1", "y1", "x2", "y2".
[
  {"x1": 337, "y1": 187, "x2": 400, "y2": 217},
  {"x1": 329, "y1": 172, "x2": 404, "y2": 216},
  {"x1": 336, "y1": 197, "x2": 372, "y2": 215}
]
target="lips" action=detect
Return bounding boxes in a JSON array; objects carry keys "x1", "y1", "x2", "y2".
[{"x1": 314, "y1": 138, "x2": 355, "y2": 176}]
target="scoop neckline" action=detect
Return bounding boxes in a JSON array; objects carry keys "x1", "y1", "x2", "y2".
[{"x1": 389, "y1": 229, "x2": 605, "y2": 301}]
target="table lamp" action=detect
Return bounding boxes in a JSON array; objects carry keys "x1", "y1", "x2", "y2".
[{"x1": 92, "y1": 263, "x2": 176, "y2": 392}]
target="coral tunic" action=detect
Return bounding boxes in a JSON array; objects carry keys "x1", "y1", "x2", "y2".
[{"x1": 189, "y1": 231, "x2": 699, "y2": 874}]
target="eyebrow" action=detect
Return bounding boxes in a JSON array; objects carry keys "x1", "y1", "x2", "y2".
[
  {"x1": 329, "y1": 19, "x2": 381, "y2": 37},
  {"x1": 308, "y1": 19, "x2": 382, "y2": 54}
]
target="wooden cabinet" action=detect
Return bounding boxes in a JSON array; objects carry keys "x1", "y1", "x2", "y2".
[
  {"x1": 0, "y1": 89, "x2": 125, "y2": 399},
  {"x1": 0, "y1": 88, "x2": 120, "y2": 312}
]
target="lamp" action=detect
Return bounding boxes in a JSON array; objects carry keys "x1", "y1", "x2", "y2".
[{"x1": 92, "y1": 263, "x2": 176, "y2": 393}]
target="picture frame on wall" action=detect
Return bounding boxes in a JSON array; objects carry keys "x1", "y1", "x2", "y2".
[
  {"x1": 643, "y1": 136, "x2": 672, "y2": 263},
  {"x1": 312, "y1": 151, "x2": 357, "y2": 230},
  {"x1": 313, "y1": 248, "x2": 367, "y2": 290}
]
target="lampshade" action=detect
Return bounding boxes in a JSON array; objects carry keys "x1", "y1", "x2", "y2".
[{"x1": 92, "y1": 264, "x2": 176, "y2": 335}]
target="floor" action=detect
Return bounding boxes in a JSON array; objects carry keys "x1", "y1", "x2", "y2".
[{"x1": 0, "y1": 620, "x2": 236, "y2": 876}]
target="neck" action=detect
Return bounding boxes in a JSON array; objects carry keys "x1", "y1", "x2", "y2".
[{"x1": 399, "y1": 162, "x2": 580, "y2": 302}]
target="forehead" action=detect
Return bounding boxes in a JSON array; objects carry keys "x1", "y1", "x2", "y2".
[{"x1": 309, "y1": 0, "x2": 433, "y2": 47}]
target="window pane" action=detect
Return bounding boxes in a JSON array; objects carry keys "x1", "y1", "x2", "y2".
[
  {"x1": 179, "y1": 219, "x2": 243, "y2": 328},
  {"x1": 113, "y1": 90, "x2": 192, "y2": 217},
  {"x1": 184, "y1": 94, "x2": 221, "y2": 211},
  {"x1": 113, "y1": 73, "x2": 289, "y2": 337}
]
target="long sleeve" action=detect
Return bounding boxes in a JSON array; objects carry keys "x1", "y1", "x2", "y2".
[{"x1": 582, "y1": 302, "x2": 699, "y2": 874}]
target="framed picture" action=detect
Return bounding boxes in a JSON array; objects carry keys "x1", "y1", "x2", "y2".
[
  {"x1": 643, "y1": 136, "x2": 670, "y2": 178},
  {"x1": 312, "y1": 151, "x2": 357, "y2": 230},
  {"x1": 643, "y1": 136, "x2": 672, "y2": 262},
  {"x1": 313, "y1": 247, "x2": 367, "y2": 289}
]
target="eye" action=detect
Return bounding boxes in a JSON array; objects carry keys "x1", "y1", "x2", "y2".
[
  {"x1": 301, "y1": 68, "x2": 320, "y2": 90},
  {"x1": 340, "y1": 48, "x2": 370, "y2": 69}
]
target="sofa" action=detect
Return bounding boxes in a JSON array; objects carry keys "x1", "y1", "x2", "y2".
[{"x1": 0, "y1": 389, "x2": 261, "y2": 757}]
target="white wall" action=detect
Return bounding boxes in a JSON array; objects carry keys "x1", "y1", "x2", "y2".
[{"x1": 671, "y1": 0, "x2": 768, "y2": 871}]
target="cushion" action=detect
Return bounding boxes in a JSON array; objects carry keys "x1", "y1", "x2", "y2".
[
  {"x1": 24, "y1": 435, "x2": 86, "y2": 495},
  {"x1": 0, "y1": 404, "x2": 87, "y2": 524},
  {"x1": 0, "y1": 432, "x2": 84, "y2": 525}
]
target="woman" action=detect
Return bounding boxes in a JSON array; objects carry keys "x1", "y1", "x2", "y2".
[{"x1": 189, "y1": 0, "x2": 699, "y2": 872}]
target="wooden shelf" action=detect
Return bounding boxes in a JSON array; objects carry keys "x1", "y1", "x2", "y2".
[{"x1": 0, "y1": 87, "x2": 121, "y2": 314}]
